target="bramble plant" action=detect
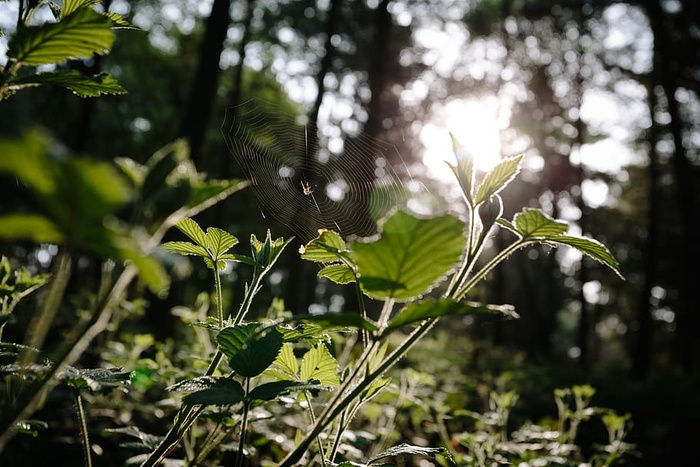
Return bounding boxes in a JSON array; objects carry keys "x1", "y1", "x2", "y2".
[{"x1": 0, "y1": 2, "x2": 633, "y2": 466}]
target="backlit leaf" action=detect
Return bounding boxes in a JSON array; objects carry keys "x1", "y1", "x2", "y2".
[
  {"x1": 8, "y1": 8, "x2": 114, "y2": 66},
  {"x1": 205, "y1": 227, "x2": 238, "y2": 257},
  {"x1": 300, "y1": 344, "x2": 340, "y2": 386},
  {"x1": 546, "y1": 235, "x2": 623, "y2": 279},
  {"x1": 173, "y1": 218, "x2": 207, "y2": 248},
  {"x1": 301, "y1": 230, "x2": 349, "y2": 263},
  {"x1": 351, "y1": 211, "x2": 464, "y2": 301},
  {"x1": 271, "y1": 343, "x2": 298, "y2": 377},
  {"x1": 8, "y1": 70, "x2": 126, "y2": 97},
  {"x1": 474, "y1": 155, "x2": 523, "y2": 205},
  {"x1": 318, "y1": 264, "x2": 355, "y2": 284},
  {"x1": 368, "y1": 444, "x2": 454, "y2": 466},
  {"x1": 384, "y1": 298, "x2": 517, "y2": 334},
  {"x1": 162, "y1": 241, "x2": 208, "y2": 258},
  {"x1": 0, "y1": 214, "x2": 64, "y2": 243},
  {"x1": 513, "y1": 209, "x2": 568, "y2": 239}
]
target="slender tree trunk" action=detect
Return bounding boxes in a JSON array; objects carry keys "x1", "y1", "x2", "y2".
[
  {"x1": 286, "y1": 0, "x2": 343, "y2": 315},
  {"x1": 179, "y1": 0, "x2": 233, "y2": 167},
  {"x1": 646, "y1": 0, "x2": 700, "y2": 374},
  {"x1": 632, "y1": 75, "x2": 660, "y2": 379}
]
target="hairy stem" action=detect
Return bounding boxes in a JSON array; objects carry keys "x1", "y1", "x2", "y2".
[{"x1": 75, "y1": 391, "x2": 93, "y2": 467}]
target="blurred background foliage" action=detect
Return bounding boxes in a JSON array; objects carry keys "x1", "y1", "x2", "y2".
[{"x1": 0, "y1": 0, "x2": 698, "y2": 465}]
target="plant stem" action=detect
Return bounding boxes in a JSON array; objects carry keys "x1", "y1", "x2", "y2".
[
  {"x1": 235, "y1": 379, "x2": 251, "y2": 467},
  {"x1": 278, "y1": 318, "x2": 436, "y2": 467},
  {"x1": 214, "y1": 267, "x2": 224, "y2": 327},
  {"x1": 75, "y1": 391, "x2": 93, "y2": 467}
]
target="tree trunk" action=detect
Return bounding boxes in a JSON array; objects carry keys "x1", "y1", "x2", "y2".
[
  {"x1": 645, "y1": 0, "x2": 700, "y2": 374},
  {"x1": 632, "y1": 74, "x2": 660, "y2": 379},
  {"x1": 179, "y1": 0, "x2": 233, "y2": 167}
]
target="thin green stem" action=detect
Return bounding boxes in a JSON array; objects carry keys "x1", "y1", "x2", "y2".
[
  {"x1": 454, "y1": 239, "x2": 529, "y2": 301},
  {"x1": 75, "y1": 391, "x2": 93, "y2": 467},
  {"x1": 235, "y1": 379, "x2": 251, "y2": 467},
  {"x1": 279, "y1": 318, "x2": 436, "y2": 467},
  {"x1": 214, "y1": 268, "x2": 224, "y2": 327},
  {"x1": 302, "y1": 391, "x2": 326, "y2": 466}
]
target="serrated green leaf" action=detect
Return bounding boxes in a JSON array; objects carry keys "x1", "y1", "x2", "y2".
[
  {"x1": 63, "y1": 366, "x2": 132, "y2": 391},
  {"x1": 361, "y1": 376, "x2": 391, "y2": 402},
  {"x1": 384, "y1": 298, "x2": 517, "y2": 334},
  {"x1": 217, "y1": 324, "x2": 284, "y2": 377},
  {"x1": 288, "y1": 313, "x2": 378, "y2": 332},
  {"x1": 173, "y1": 218, "x2": 207, "y2": 248},
  {"x1": 318, "y1": 264, "x2": 355, "y2": 284},
  {"x1": 300, "y1": 230, "x2": 349, "y2": 263},
  {"x1": 8, "y1": 70, "x2": 126, "y2": 97},
  {"x1": 162, "y1": 241, "x2": 208, "y2": 257},
  {"x1": 61, "y1": 0, "x2": 100, "y2": 18},
  {"x1": 167, "y1": 376, "x2": 222, "y2": 392},
  {"x1": 300, "y1": 344, "x2": 340, "y2": 386},
  {"x1": 205, "y1": 227, "x2": 238, "y2": 257},
  {"x1": 496, "y1": 218, "x2": 518, "y2": 236},
  {"x1": 8, "y1": 8, "x2": 114, "y2": 66},
  {"x1": 248, "y1": 380, "x2": 322, "y2": 402},
  {"x1": 546, "y1": 235, "x2": 623, "y2": 279},
  {"x1": 182, "y1": 379, "x2": 246, "y2": 406},
  {"x1": 513, "y1": 209, "x2": 569, "y2": 239},
  {"x1": 447, "y1": 133, "x2": 475, "y2": 205},
  {"x1": 0, "y1": 214, "x2": 64, "y2": 243},
  {"x1": 271, "y1": 343, "x2": 298, "y2": 377},
  {"x1": 351, "y1": 211, "x2": 464, "y2": 301},
  {"x1": 368, "y1": 443, "x2": 454, "y2": 465},
  {"x1": 474, "y1": 154, "x2": 523, "y2": 205}
]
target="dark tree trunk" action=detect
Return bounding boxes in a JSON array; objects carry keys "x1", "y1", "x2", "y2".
[
  {"x1": 179, "y1": 0, "x2": 232, "y2": 167},
  {"x1": 645, "y1": 0, "x2": 700, "y2": 374},
  {"x1": 632, "y1": 75, "x2": 660, "y2": 379}
]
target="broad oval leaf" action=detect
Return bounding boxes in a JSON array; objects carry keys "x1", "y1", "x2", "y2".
[
  {"x1": 384, "y1": 298, "x2": 517, "y2": 335},
  {"x1": 0, "y1": 214, "x2": 64, "y2": 243},
  {"x1": 300, "y1": 344, "x2": 340, "y2": 386},
  {"x1": 318, "y1": 264, "x2": 355, "y2": 284},
  {"x1": 351, "y1": 211, "x2": 464, "y2": 301},
  {"x1": 301, "y1": 230, "x2": 349, "y2": 263},
  {"x1": 8, "y1": 8, "x2": 114, "y2": 66},
  {"x1": 513, "y1": 209, "x2": 568, "y2": 239},
  {"x1": 217, "y1": 324, "x2": 284, "y2": 377},
  {"x1": 474, "y1": 155, "x2": 523, "y2": 205}
]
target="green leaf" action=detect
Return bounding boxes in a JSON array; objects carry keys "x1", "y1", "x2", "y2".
[
  {"x1": 351, "y1": 211, "x2": 464, "y2": 301},
  {"x1": 8, "y1": 8, "x2": 114, "y2": 66},
  {"x1": 162, "y1": 241, "x2": 208, "y2": 258},
  {"x1": 179, "y1": 378, "x2": 246, "y2": 406},
  {"x1": 368, "y1": 443, "x2": 454, "y2": 466},
  {"x1": 474, "y1": 155, "x2": 523, "y2": 205},
  {"x1": 248, "y1": 380, "x2": 322, "y2": 402},
  {"x1": 318, "y1": 264, "x2": 355, "y2": 284},
  {"x1": 300, "y1": 344, "x2": 340, "y2": 386},
  {"x1": 384, "y1": 298, "x2": 517, "y2": 334},
  {"x1": 546, "y1": 235, "x2": 623, "y2": 279},
  {"x1": 217, "y1": 324, "x2": 284, "y2": 378},
  {"x1": 205, "y1": 227, "x2": 238, "y2": 257},
  {"x1": 271, "y1": 343, "x2": 298, "y2": 377},
  {"x1": 8, "y1": 71, "x2": 126, "y2": 97},
  {"x1": 0, "y1": 214, "x2": 64, "y2": 243},
  {"x1": 63, "y1": 366, "x2": 132, "y2": 391},
  {"x1": 300, "y1": 230, "x2": 349, "y2": 263},
  {"x1": 447, "y1": 133, "x2": 474, "y2": 205},
  {"x1": 513, "y1": 209, "x2": 569, "y2": 239},
  {"x1": 284, "y1": 313, "x2": 378, "y2": 333},
  {"x1": 173, "y1": 218, "x2": 207, "y2": 248},
  {"x1": 142, "y1": 141, "x2": 188, "y2": 203},
  {"x1": 61, "y1": 0, "x2": 100, "y2": 18}
]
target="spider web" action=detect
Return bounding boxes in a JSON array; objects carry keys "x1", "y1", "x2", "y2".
[{"x1": 221, "y1": 98, "x2": 425, "y2": 242}]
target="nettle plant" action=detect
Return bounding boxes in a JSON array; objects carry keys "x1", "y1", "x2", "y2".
[{"x1": 130, "y1": 141, "x2": 623, "y2": 466}]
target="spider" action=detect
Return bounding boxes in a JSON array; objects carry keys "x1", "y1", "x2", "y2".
[{"x1": 301, "y1": 180, "x2": 314, "y2": 196}]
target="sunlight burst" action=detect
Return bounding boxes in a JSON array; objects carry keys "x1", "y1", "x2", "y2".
[{"x1": 421, "y1": 98, "x2": 503, "y2": 182}]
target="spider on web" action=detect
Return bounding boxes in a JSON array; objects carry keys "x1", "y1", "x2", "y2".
[{"x1": 301, "y1": 180, "x2": 314, "y2": 196}]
